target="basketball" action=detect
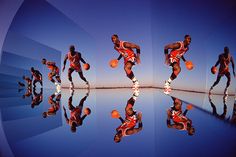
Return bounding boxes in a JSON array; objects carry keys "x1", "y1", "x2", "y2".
[
  {"x1": 83, "y1": 63, "x2": 90, "y2": 70},
  {"x1": 111, "y1": 110, "x2": 120, "y2": 118},
  {"x1": 185, "y1": 61, "x2": 194, "y2": 70},
  {"x1": 186, "y1": 104, "x2": 193, "y2": 110},
  {"x1": 109, "y1": 59, "x2": 118, "y2": 68},
  {"x1": 83, "y1": 107, "x2": 91, "y2": 115},
  {"x1": 211, "y1": 66, "x2": 217, "y2": 74}
]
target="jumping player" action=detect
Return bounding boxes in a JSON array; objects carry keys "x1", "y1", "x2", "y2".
[
  {"x1": 62, "y1": 45, "x2": 89, "y2": 89},
  {"x1": 111, "y1": 34, "x2": 141, "y2": 89},
  {"x1": 113, "y1": 89, "x2": 143, "y2": 143},
  {"x1": 63, "y1": 89, "x2": 91, "y2": 133},
  {"x1": 166, "y1": 96, "x2": 195, "y2": 136},
  {"x1": 164, "y1": 35, "x2": 191, "y2": 93},
  {"x1": 31, "y1": 67, "x2": 43, "y2": 89},
  {"x1": 209, "y1": 47, "x2": 235, "y2": 95},
  {"x1": 42, "y1": 58, "x2": 61, "y2": 90}
]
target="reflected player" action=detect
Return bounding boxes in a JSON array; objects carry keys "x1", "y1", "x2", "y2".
[
  {"x1": 164, "y1": 35, "x2": 192, "y2": 94},
  {"x1": 43, "y1": 92, "x2": 61, "y2": 118},
  {"x1": 42, "y1": 58, "x2": 61, "y2": 91},
  {"x1": 62, "y1": 45, "x2": 89, "y2": 89},
  {"x1": 111, "y1": 34, "x2": 141, "y2": 89},
  {"x1": 31, "y1": 67, "x2": 43, "y2": 89},
  {"x1": 166, "y1": 96, "x2": 195, "y2": 136},
  {"x1": 113, "y1": 89, "x2": 143, "y2": 143},
  {"x1": 22, "y1": 75, "x2": 32, "y2": 89},
  {"x1": 31, "y1": 88, "x2": 43, "y2": 108},
  {"x1": 63, "y1": 89, "x2": 91, "y2": 133},
  {"x1": 209, "y1": 47, "x2": 235, "y2": 95}
]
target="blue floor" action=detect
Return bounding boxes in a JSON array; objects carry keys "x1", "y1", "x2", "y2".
[{"x1": 0, "y1": 88, "x2": 235, "y2": 157}]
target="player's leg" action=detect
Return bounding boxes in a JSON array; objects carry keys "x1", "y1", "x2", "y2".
[
  {"x1": 165, "y1": 62, "x2": 181, "y2": 89},
  {"x1": 224, "y1": 72, "x2": 231, "y2": 95},
  {"x1": 78, "y1": 72, "x2": 89, "y2": 88},
  {"x1": 209, "y1": 74, "x2": 222, "y2": 94},
  {"x1": 68, "y1": 68, "x2": 75, "y2": 89},
  {"x1": 124, "y1": 61, "x2": 139, "y2": 88}
]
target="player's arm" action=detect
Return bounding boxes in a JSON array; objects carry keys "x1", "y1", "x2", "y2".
[
  {"x1": 124, "y1": 42, "x2": 141, "y2": 64},
  {"x1": 214, "y1": 55, "x2": 221, "y2": 67},
  {"x1": 230, "y1": 56, "x2": 235, "y2": 77},
  {"x1": 79, "y1": 95, "x2": 87, "y2": 107},
  {"x1": 164, "y1": 42, "x2": 181, "y2": 65},
  {"x1": 181, "y1": 56, "x2": 186, "y2": 62},
  {"x1": 62, "y1": 54, "x2": 68, "y2": 72},
  {"x1": 114, "y1": 47, "x2": 122, "y2": 61},
  {"x1": 80, "y1": 53, "x2": 86, "y2": 64},
  {"x1": 63, "y1": 106, "x2": 69, "y2": 123}
]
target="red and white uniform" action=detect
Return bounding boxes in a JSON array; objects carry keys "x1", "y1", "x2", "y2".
[
  {"x1": 68, "y1": 52, "x2": 82, "y2": 72},
  {"x1": 171, "y1": 109, "x2": 191, "y2": 131},
  {"x1": 219, "y1": 54, "x2": 231, "y2": 75},
  {"x1": 115, "y1": 41, "x2": 136, "y2": 64},
  {"x1": 69, "y1": 107, "x2": 82, "y2": 125},
  {"x1": 117, "y1": 114, "x2": 137, "y2": 136},
  {"x1": 46, "y1": 62, "x2": 59, "y2": 75},
  {"x1": 169, "y1": 41, "x2": 188, "y2": 65}
]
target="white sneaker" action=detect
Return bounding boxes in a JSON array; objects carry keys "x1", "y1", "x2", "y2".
[
  {"x1": 133, "y1": 80, "x2": 139, "y2": 89},
  {"x1": 164, "y1": 80, "x2": 170, "y2": 88},
  {"x1": 70, "y1": 82, "x2": 74, "y2": 89},
  {"x1": 132, "y1": 89, "x2": 140, "y2": 100},
  {"x1": 56, "y1": 84, "x2": 61, "y2": 92}
]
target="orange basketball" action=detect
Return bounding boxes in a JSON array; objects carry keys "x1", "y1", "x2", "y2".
[
  {"x1": 83, "y1": 107, "x2": 91, "y2": 115},
  {"x1": 185, "y1": 61, "x2": 194, "y2": 70},
  {"x1": 109, "y1": 59, "x2": 118, "y2": 68},
  {"x1": 186, "y1": 104, "x2": 193, "y2": 110},
  {"x1": 111, "y1": 110, "x2": 120, "y2": 118},
  {"x1": 83, "y1": 63, "x2": 90, "y2": 70},
  {"x1": 211, "y1": 66, "x2": 217, "y2": 74}
]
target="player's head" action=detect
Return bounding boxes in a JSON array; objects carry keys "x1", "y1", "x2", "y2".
[
  {"x1": 31, "y1": 67, "x2": 34, "y2": 72},
  {"x1": 224, "y1": 46, "x2": 229, "y2": 55},
  {"x1": 41, "y1": 58, "x2": 47, "y2": 65},
  {"x1": 111, "y1": 34, "x2": 119, "y2": 44},
  {"x1": 69, "y1": 45, "x2": 75, "y2": 52},
  {"x1": 184, "y1": 34, "x2": 191, "y2": 45},
  {"x1": 114, "y1": 133, "x2": 122, "y2": 143},
  {"x1": 71, "y1": 121, "x2": 77, "y2": 133}
]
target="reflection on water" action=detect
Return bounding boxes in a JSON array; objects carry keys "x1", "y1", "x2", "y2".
[
  {"x1": 112, "y1": 89, "x2": 143, "y2": 143},
  {"x1": 62, "y1": 89, "x2": 91, "y2": 133},
  {"x1": 166, "y1": 96, "x2": 195, "y2": 136},
  {"x1": 0, "y1": 88, "x2": 236, "y2": 157}
]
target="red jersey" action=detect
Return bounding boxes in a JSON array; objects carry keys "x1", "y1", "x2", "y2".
[
  {"x1": 115, "y1": 41, "x2": 136, "y2": 64},
  {"x1": 117, "y1": 114, "x2": 137, "y2": 136},
  {"x1": 169, "y1": 41, "x2": 188, "y2": 64},
  {"x1": 67, "y1": 52, "x2": 82, "y2": 71},
  {"x1": 46, "y1": 62, "x2": 59, "y2": 73},
  {"x1": 219, "y1": 54, "x2": 231, "y2": 74}
]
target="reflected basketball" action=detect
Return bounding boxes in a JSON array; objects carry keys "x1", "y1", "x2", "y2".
[
  {"x1": 111, "y1": 110, "x2": 120, "y2": 118},
  {"x1": 185, "y1": 61, "x2": 194, "y2": 70},
  {"x1": 84, "y1": 107, "x2": 91, "y2": 115},
  {"x1": 211, "y1": 66, "x2": 217, "y2": 74},
  {"x1": 83, "y1": 63, "x2": 90, "y2": 70},
  {"x1": 186, "y1": 104, "x2": 193, "y2": 110},
  {"x1": 109, "y1": 59, "x2": 118, "y2": 68}
]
